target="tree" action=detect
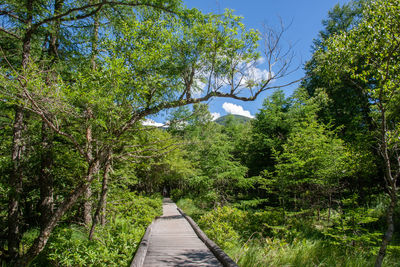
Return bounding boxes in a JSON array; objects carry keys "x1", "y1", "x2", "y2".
[
  {"x1": 0, "y1": 1, "x2": 182, "y2": 264},
  {"x1": 166, "y1": 103, "x2": 252, "y2": 204},
  {"x1": 318, "y1": 0, "x2": 400, "y2": 265},
  {"x1": 303, "y1": 0, "x2": 372, "y2": 142},
  {"x1": 247, "y1": 90, "x2": 292, "y2": 177},
  {"x1": 253, "y1": 89, "x2": 353, "y2": 215},
  {"x1": 273, "y1": 104, "x2": 353, "y2": 214},
  {"x1": 1, "y1": 1, "x2": 298, "y2": 264}
]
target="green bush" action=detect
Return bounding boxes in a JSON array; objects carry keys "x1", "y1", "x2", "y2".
[
  {"x1": 170, "y1": 188, "x2": 183, "y2": 202},
  {"x1": 199, "y1": 220, "x2": 239, "y2": 250},
  {"x1": 31, "y1": 192, "x2": 162, "y2": 266},
  {"x1": 198, "y1": 206, "x2": 248, "y2": 249}
]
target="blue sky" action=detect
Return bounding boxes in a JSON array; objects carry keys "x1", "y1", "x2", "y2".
[{"x1": 147, "y1": 0, "x2": 351, "y2": 125}]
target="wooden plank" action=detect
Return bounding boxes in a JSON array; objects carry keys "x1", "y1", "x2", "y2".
[
  {"x1": 177, "y1": 208, "x2": 239, "y2": 267},
  {"x1": 141, "y1": 198, "x2": 223, "y2": 267}
]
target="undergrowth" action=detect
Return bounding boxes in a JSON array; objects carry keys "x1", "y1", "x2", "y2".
[
  {"x1": 25, "y1": 192, "x2": 162, "y2": 266},
  {"x1": 177, "y1": 197, "x2": 400, "y2": 267}
]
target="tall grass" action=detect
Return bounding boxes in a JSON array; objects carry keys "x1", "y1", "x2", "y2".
[
  {"x1": 227, "y1": 238, "x2": 400, "y2": 267},
  {"x1": 178, "y1": 197, "x2": 400, "y2": 267}
]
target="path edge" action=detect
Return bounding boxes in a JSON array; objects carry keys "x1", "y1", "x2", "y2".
[
  {"x1": 129, "y1": 220, "x2": 155, "y2": 267},
  {"x1": 177, "y1": 207, "x2": 239, "y2": 267}
]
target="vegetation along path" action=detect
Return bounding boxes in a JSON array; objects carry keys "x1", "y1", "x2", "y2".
[{"x1": 139, "y1": 198, "x2": 223, "y2": 267}]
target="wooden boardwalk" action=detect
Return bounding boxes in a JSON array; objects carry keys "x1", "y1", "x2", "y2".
[{"x1": 142, "y1": 198, "x2": 223, "y2": 267}]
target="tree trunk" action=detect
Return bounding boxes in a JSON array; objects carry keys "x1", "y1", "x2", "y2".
[
  {"x1": 83, "y1": 7, "x2": 100, "y2": 225},
  {"x1": 375, "y1": 193, "x2": 397, "y2": 267},
  {"x1": 83, "y1": 183, "x2": 93, "y2": 225},
  {"x1": 83, "y1": 108, "x2": 94, "y2": 225},
  {"x1": 49, "y1": 0, "x2": 63, "y2": 61},
  {"x1": 8, "y1": 0, "x2": 33, "y2": 259},
  {"x1": 8, "y1": 106, "x2": 25, "y2": 261},
  {"x1": 100, "y1": 159, "x2": 110, "y2": 226},
  {"x1": 39, "y1": 122, "x2": 54, "y2": 228},
  {"x1": 89, "y1": 153, "x2": 111, "y2": 240},
  {"x1": 38, "y1": 0, "x2": 63, "y2": 228},
  {"x1": 375, "y1": 106, "x2": 398, "y2": 267},
  {"x1": 328, "y1": 193, "x2": 332, "y2": 224}
]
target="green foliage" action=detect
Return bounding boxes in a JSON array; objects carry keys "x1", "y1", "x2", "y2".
[
  {"x1": 180, "y1": 196, "x2": 400, "y2": 266},
  {"x1": 273, "y1": 110, "x2": 353, "y2": 207},
  {"x1": 317, "y1": 195, "x2": 382, "y2": 252},
  {"x1": 234, "y1": 239, "x2": 382, "y2": 267},
  {"x1": 198, "y1": 206, "x2": 244, "y2": 250},
  {"x1": 169, "y1": 103, "x2": 250, "y2": 205},
  {"x1": 316, "y1": 0, "x2": 400, "y2": 138},
  {"x1": 312, "y1": 0, "x2": 367, "y2": 50},
  {"x1": 246, "y1": 90, "x2": 293, "y2": 176},
  {"x1": 303, "y1": 0, "x2": 376, "y2": 146},
  {"x1": 31, "y1": 193, "x2": 162, "y2": 266},
  {"x1": 1, "y1": 0, "x2": 399, "y2": 265},
  {"x1": 170, "y1": 188, "x2": 183, "y2": 202}
]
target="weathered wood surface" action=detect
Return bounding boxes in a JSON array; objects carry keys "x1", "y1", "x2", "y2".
[{"x1": 141, "y1": 198, "x2": 223, "y2": 267}]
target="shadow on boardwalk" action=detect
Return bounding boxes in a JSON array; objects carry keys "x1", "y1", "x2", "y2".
[
  {"x1": 141, "y1": 198, "x2": 223, "y2": 267},
  {"x1": 154, "y1": 251, "x2": 221, "y2": 267}
]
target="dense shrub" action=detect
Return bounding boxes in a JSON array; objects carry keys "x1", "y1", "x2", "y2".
[
  {"x1": 31, "y1": 193, "x2": 162, "y2": 266},
  {"x1": 197, "y1": 206, "x2": 247, "y2": 249},
  {"x1": 170, "y1": 188, "x2": 183, "y2": 202}
]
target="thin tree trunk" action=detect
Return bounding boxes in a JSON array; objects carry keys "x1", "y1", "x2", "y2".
[
  {"x1": 8, "y1": 106, "x2": 25, "y2": 260},
  {"x1": 8, "y1": 0, "x2": 33, "y2": 260},
  {"x1": 375, "y1": 193, "x2": 397, "y2": 267},
  {"x1": 83, "y1": 108, "x2": 94, "y2": 225},
  {"x1": 328, "y1": 193, "x2": 332, "y2": 224},
  {"x1": 49, "y1": 0, "x2": 63, "y2": 61},
  {"x1": 100, "y1": 158, "x2": 110, "y2": 226},
  {"x1": 83, "y1": 182, "x2": 93, "y2": 225},
  {"x1": 39, "y1": 122, "x2": 54, "y2": 228},
  {"x1": 38, "y1": 0, "x2": 63, "y2": 228},
  {"x1": 375, "y1": 106, "x2": 398, "y2": 267},
  {"x1": 83, "y1": 6, "x2": 100, "y2": 225},
  {"x1": 89, "y1": 153, "x2": 111, "y2": 240}
]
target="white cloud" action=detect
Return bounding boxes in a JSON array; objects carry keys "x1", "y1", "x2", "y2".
[
  {"x1": 142, "y1": 119, "x2": 165, "y2": 127},
  {"x1": 222, "y1": 102, "x2": 254, "y2": 118},
  {"x1": 256, "y1": 57, "x2": 266, "y2": 64},
  {"x1": 211, "y1": 112, "x2": 221, "y2": 121},
  {"x1": 239, "y1": 62, "x2": 272, "y2": 88}
]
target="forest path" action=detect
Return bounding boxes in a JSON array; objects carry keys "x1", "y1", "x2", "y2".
[{"x1": 141, "y1": 198, "x2": 223, "y2": 267}]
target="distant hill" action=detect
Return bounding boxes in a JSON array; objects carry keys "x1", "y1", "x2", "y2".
[{"x1": 214, "y1": 114, "x2": 252, "y2": 125}]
